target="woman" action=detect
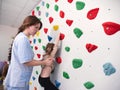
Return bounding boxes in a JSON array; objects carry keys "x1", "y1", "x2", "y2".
[
  {"x1": 38, "y1": 34, "x2": 60, "y2": 90},
  {"x1": 4, "y1": 15, "x2": 54, "y2": 90}
]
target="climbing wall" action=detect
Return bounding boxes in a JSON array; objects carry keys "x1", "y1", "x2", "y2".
[{"x1": 29, "y1": 0, "x2": 120, "y2": 90}]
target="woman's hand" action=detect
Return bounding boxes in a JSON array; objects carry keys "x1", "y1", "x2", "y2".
[{"x1": 43, "y1": 57, "x2": 54, "y2": 66}]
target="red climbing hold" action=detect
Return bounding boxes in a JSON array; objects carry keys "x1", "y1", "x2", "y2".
[
  {"x1": 56, "y1": 57, "x2": 62, "y2": 64},
  {"x1": 55, "y1": 0, "x2": 59, "y2": 2},
  {"x1": 60, "y1": 33, "x2": 65, "y2": 40},
  {"x1": 87, "y1": 8, "x2": 99, "y2": 20},
  {"x1": 30, "y1": 40, "x2": 32, "y2": 44},
  {"x1": 49, "y1": 17, "x2": 53, "y2": 23},
  {"x1": 102, "y1": 22, "x2": 120, "y2": 35},
  {"x1": 59, "y1": 10, "x2": 65, "y2": 18},
  {"x1": 68, "y1": 0, "x2": 73, "y2": 3},
  {"x1": 37, "y1": 54, "x2": 41, "y2": 58},
  {"x1": 34, "y1": 46, "x2": 38, "y2": 50},
  {"x1": 66, "y1": 19, "x2": 73, "y2": 26},
  {"x1": 86, "y1": 43, "x2": 98, "y2": 53},
  {"x1": 44, "y1": 28, "x2": 48, "y2": 34},
  {"x1": 32, "y1": 10, "x2": 35, "y2": 16}
]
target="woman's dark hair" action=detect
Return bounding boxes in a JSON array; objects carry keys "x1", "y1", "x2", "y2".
[
  {"x1": 8, "y1": 15, "x2": 42, "y2": 63},
  {"x1": 45, "y1": 43, "x2": 55, "y2": 55}
]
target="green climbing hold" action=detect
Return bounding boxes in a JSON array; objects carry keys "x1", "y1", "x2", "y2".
[
  {"x1": 73, "y1": 28, "x2": 83, "y2": 38},
  {"x1": 84, "y1": 81, "x2": 95, "y2": 89},
  {"x1": 42, "y1": 45, "x2": 46, "y2": 51},
  {"x1": 36, "y1": 71, "x2": 38, "y2": 75},
  {"x1": 38, "y1": 38, "x2": 41, "y2": 43},
  {"x1": 54, "y1": 5, "x2": 59, "y2": 12},
  {"x1": 36, "y1": 6, "x2": 40, "y2": 11},
  {"x1": 72, "y1": 58, "x2": 83, "y2": 69},
  {"x1": 46, "y1": 3, "x2": 50, "y2": 9},
  {"x1": 76, "y1": 1, "x2": 85, "y2": 10},
  {"x1": 63, "y1": 71, "x2": 70, "y2": 79},
  {"x1": 31, "y1": 46, "x2": 33, "y2": 49},
  {"x1": 65, "y1": 46, "x2": 70, "y2": 52}
]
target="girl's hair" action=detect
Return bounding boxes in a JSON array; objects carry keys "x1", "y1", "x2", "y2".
[
  {"x1": 8, "y1": 15, "x2": 42, "y2": 62},
  {"x1": 45, "y1": 43, "x2": 55, "y2": 55}
]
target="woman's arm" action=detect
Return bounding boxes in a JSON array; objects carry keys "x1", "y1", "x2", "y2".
[{"x1": 24, "y1": 57, "x2": 53, "y2": 66}]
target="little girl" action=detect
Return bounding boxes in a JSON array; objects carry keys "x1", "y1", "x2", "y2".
[{"x1": 38, "y1": 33, "x2": 60, "y2": 90}]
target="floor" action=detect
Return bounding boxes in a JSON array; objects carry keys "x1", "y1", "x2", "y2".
[{"x1": 0, "y1": 85, "x2": 4, "y2": 90}]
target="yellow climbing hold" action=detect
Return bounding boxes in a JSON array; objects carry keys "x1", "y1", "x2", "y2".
[
  {"x1": 29, "y1": 81, "x2": 32, "y2": 85},
  {"x1": 36, "y1": 31, "x2": 40, "y2": 37},
  {"x1": 53, "y1": 25, "x2": 59, "y2": 31}
]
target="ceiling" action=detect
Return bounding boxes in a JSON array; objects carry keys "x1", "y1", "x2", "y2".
[{"x1": 0, "y1": 0, "x2": 41, "y2": 28}]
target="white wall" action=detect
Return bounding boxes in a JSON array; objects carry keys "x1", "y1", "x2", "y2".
[
  {"x1": 29, "y1": 0, "x2": 120, "y2": 90},
  {"x1": 0, "y1": 25, "x2": 17, "y2": 61}
]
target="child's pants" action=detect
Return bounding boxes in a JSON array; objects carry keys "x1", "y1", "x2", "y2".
[{"x1": 38, "y1": 76, "x2": 59, "y2": 90}]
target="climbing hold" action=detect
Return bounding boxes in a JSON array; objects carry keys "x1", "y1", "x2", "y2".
[
  {"x1": 53, "y1": 25, "x2": 59, "y2": 31},
  {"x1": 73, "y1": 28, "x2": 83, "y2": 38},
  {"x1": 48, "y1": 35, "x2": 53, "y2": 41},
  {"x1": 41, "y1": 1, "x2": 45, "y2": 6},
  {"x1": 32, "y1": 10, "x2": 35, "y2": 16},
  {"x1": 36, "y1": 31, "x2": 40, "y2": 37},
  {"x1": 34, "y1": 46, "x2": 38, "y2": 50},
  {"x1": 36, "y1": 71, "x2": 39, "y2": 75},
  {"x1": 45, "y1": 12, "x2": 49, "y2": 17},
  {"x1": 37, "y1": 54, "x2": 41, "y2": 58},
  {"x1": 60, "y1": 33, "x2": 65, "y2": 40},
  {"x1": 55, "y1": 0, "x2": 59, "y2": 2},
  {"x1": 86, "y1": 43, "x2": 98, "y2": 53},
  {"x1": 103, "y1": 62, "x2": 116, "y2": 76},
  {"x1": 30, "y1": 40, "x2": 32, "y2": 44},
  {"x1": 31, "y1": 46, "x2": 33, "y2": 49},
  {"x1": 33, "y1": 39, "x2": 36, "y2": 44},
  {"x1": 59, "y1": 10, "x2": 65, "y2": 18},
  {"x1": 54, "y1": 5, "x2": 59, "y2": 12},
  {"x1": 87, "y1": 8, "x2": 99, "y2": 20},
  {"x1": 72, "y1": 58, "x2": 83, "y2": 69},
  {"x1": 67, "y1": 0, "x2": 73, "y2": 3},
  {"x1": 38, "y1": 38, "x2": 41, "y2": 43},
  {"x1": 38, "y1": 11, "x2": 41, "y2": 16},
  {"x1": 56, "y1": 57, "x2": 62, "y2": 64},
  {"x1": 102, "y1": 22, "x2": 120, "y2": 35},
  {"x1": 66, "y1": 19, "x2": 73, "y2": 26},
  {"x1": 44, "y1": 28, "x2": 48, "y2": 34},
  {"x1": 65, "y1": 46, "x2": 70, "y2": 52},
  {"x1": 46, "y1": 3, "x2": 50, "y2": 9},
  {"x1": 42, "y1": 45, "x2": 46, "y2": 51},
  {"x1": 84, "y1": 81, "x2": 95, "y2": 89},
  {"x1": 49, "y1": 17, "x2": 54, "y2": 23},
  {"x1": 55, "y1": 80, "x2": 61, "y2": 88},
  {"x1": 63, "y1": 71, "x2": 70, "y2": 79},
  {"x1": 36, "y1": 6, "x2": 40, "y2": 11},
  {"x1": 76, "y1": 1, "x2": 85, "y2": 10},
  {"x1": 32, "y1": 76, "x2": 36, "y2": 80}
]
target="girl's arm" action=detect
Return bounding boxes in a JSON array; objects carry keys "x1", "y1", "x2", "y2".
[{"x1": 50, "y1": 33, "x2": 60, "y2": 57}]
